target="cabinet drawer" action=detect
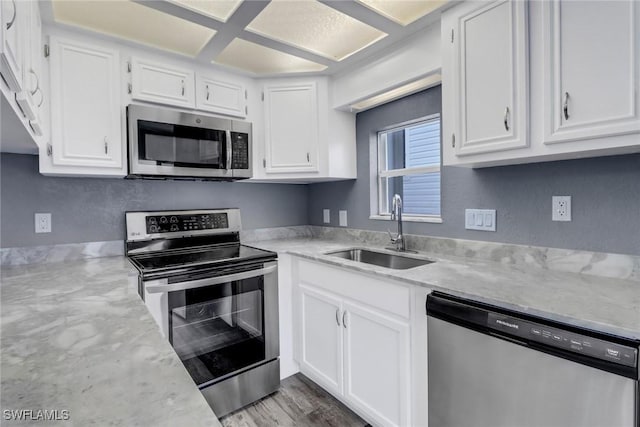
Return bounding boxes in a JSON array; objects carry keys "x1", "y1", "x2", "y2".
[{"x1": 297, "y1": 258, "x2": 410, "y2": 319}]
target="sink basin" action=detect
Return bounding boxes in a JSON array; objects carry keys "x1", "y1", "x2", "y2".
[{"x1": 326, "y1": 248, "x2": 434, "y2": 270}]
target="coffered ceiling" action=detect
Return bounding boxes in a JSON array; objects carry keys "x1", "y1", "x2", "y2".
[{"x1": 47, "y1": 0, "x2": 451, "y2": 76}]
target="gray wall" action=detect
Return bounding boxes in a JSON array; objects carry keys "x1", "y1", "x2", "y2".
[
  {"x1": 0, "y1": 153, "x2": 308, "y2": 248},
  {"x1": 308, "y1": 86, "x2": 640, "y2": 256}
]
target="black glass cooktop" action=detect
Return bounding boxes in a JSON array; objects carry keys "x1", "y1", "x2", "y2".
[{"x1": 130, "y1": 244, "x2": 276, "y2": 273}]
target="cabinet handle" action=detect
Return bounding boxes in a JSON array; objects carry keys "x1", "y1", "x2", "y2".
[
  {"x1": 451, "y1": 133, "x2": 455, "y2": 148},
  {"x1": 127, "y1": 83, "x2": 132, "y2": 94},
  {"x1": 46, "y1": 143, "x2": 52, "y2": 157},
  {"x1": 104, "y1": 137, "x2": 109, "y2": 154},
  {"x1": 29, "y1": 69, "x2": 39, "y2": 95},
  {"x1": 563, "y1": 92, "x2": 570, "y2": 120},
  {"x1": 181, "y1": 80, "x2": 185, "y2": 96},
  {"x1": 206, "y1": 84, "x2": 210, "y2": 101},
  {"x1": 503, "y1": 106, "x2": 510, "y2": 131},
  {"x1": 342, "y1": 311, "x2": 347, "y2": 329},
  {"x1": 6, "y1": 0, "x2": 16, "y2": 30},
  {"x1": 306, "y1": 152, "x2": 310, "y2": 162},
  {"x1": 335, "y1": 309, "x2": 341, "y2": 326},
  {"x1": 36, "y1": 87, "x2": 44, "y2": 107}
]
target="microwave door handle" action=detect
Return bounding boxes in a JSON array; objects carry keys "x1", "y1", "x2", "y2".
[
  {"x1": 145, "y1": 265, "x2": 277, "y2": 294},
  {"x1": 226, "y1": 130, "x2": 233, "y2": 171}
]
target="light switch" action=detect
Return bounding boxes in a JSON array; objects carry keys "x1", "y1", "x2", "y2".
[
  {"x1": 323, "y1": 209, "x2": 330, "y2": 224},
  {"x1": 465, "y1": 209, "x2": 496, "y2": 232},
  {"x1": 339, "y1": 210, "x2": 348, "y2": 227},
  {"x1": 484, "y1": 213, "x2": 493, "y2": 227}
]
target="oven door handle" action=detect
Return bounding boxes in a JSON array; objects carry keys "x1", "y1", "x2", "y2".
[{"x1": 145, "y1": 265, "x2": 277, "y2": 294}]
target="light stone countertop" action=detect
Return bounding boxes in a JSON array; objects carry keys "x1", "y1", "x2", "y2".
[
  {"x1": 0, "y1": 257, "x2": 222, "y2": 427},
  {"x1": 246, "y1": 238, "x2": 640, "y2": 340}
]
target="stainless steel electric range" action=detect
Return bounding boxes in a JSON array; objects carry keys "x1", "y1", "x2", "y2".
[{"x1": 125, "y1": 209, "x2": 279, "y2": 417}]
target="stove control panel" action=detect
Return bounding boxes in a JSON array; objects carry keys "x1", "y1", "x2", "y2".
[{"x1": 145, "y1": 213, "x2": 229, "y2": 234}]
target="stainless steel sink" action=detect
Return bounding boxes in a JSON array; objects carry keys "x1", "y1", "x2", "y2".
[{"x1": 326, "y1": 248, "x2": 434, "y2": 270}]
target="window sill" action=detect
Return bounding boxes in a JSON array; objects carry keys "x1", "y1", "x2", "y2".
[{"x1": 369, "y1": 215, "x2": 443, "y2": 224}]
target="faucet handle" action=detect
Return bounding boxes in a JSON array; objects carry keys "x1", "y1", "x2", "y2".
[{"x1": 387, "y1": 229, "x2": 396, "y2": 242}]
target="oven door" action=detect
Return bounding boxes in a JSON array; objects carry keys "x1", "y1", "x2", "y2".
[{"x1": 145, "y1": 261, "x2": 278, "y2": 387}]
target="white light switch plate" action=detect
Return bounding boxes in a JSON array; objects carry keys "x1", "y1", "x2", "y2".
[
  {"x1": 339, "y1": 210, "x2": 348, "y2": 227},
  {"x1": 35, "y1": 213, "x2": 52, "y2": 233},
  {"x1": 465, "y1": 209, "x2": 496, "y2": 231},
  {"x1": 323, "y1": 209, "x2": 330, "y2": 224}
]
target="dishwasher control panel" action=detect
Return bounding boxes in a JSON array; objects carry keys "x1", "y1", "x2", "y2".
[{"x1": 488, "y1": 313, "x2": 637, "y2": 368}]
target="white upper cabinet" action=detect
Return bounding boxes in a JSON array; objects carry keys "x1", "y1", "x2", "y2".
[
  {"x1": 130, "y1": 57, "x2": 195, "y2": 108},
  {"x1": 15, "y1": 0, "x2": 43, "y2": 125},
  {"x1": 443, "y1": 0, "x2": 529, "y2": 157},
  {"x1": 0, "y1": 0, "x2": 24, "y2": 91},
  {"x1": 257, "y1": 77, "x2": 356, "y2": 181},
  {"x1": 543, "y1": 0, "x2": 640, "y2": 144},
  {"x1": 196, "y1": 75, "x2": 247, "y2": 118},
  {"x1": 263, "y1": 81, "x2": 319, "y2": 173},
  {"x1": 47, "y1": 37, "x2": 123, "y2": 174}
]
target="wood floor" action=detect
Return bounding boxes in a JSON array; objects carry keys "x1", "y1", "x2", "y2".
[{"x1": 220, "y1": 374, "x2": 369, "y2": 427}]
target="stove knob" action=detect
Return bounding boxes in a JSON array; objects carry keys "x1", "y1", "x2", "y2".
[
  {"x1": 170, "y1": 216, "x2": 178, "y2": 223},
  {"x1": 149, "y1": 217, "x2": 157, "y2": 224},
  {"x1": 170, "y1": 224, "x2": 179, "y2": 232},
  {"x1": 149, "y1": 225, "x2": 158, "y2": 233},
  {"x1": 160, "y1": 216, "x2": 168, "y2": 224}
]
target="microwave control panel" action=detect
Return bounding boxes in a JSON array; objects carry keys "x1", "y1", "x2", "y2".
[
  {"x1": 145, "y1": 213, "x2": 229, "y2": 234},
  {"x1": 231, "y1": 132, "x2": 249, "y2": 169}
]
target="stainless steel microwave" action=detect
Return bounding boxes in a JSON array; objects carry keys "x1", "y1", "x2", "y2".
[{"x1": 127, "y1": 104, "x2": 252, "y2": 180}]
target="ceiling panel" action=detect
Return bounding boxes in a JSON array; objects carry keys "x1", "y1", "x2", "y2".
[
  {"x1": 52, "y1": 0, "x2": 216, "y2": 57},
  {"x1": 167, "y1": 0, "x2": 242, "y2": 22},
  {"x1": 246, "y1": 0, "x2": 387, "y2": 61},
  {"x1": 214, "y1": 38, "x2": 327, "y2": 74},
  {"x1": 357, "y1": 0, "x2": 449, "y2": 26}
]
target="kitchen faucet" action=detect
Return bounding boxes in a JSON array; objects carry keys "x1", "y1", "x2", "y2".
[{"x1": 388, "y1": 194, "x2": 406, "y2": 252}]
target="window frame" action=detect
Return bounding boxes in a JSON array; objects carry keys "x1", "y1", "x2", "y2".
[{"x1": 370, "y1": 113, "x2": 443, "y2": 224}]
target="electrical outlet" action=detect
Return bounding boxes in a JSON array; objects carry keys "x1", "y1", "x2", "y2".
[
  {"x1": 35, "y1": 213, "x2": 51, "y2": 233},
  {"x1": 323, "y1": 209, "x2": 330, "y2": 224},
  {"x1": 339, "y1": 210, "x2": 348, "y2": 227},
  {"x1": 552, "y1": 196, "x2": 572, "y2": 221}
]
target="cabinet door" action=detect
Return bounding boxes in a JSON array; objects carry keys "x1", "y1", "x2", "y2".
[
  {"x1": 343, "y1": 301, "x2": 411, "y2": 427},
  {"x1": 196, "y1": 75, "x2": 246, "y2": 117},
  {"x1": 49, "y1": 37, "x2": 122, "y2": 169},
  {"x1": 298, "y1": 284, "x2": 343, "y2": 395},
  {"x1": 0, "y1": 0, "x2": 24, "y2": 91},
  {"x1": 15, "y1": 0, "x2": 42, "y2": 122},
  {"x1": 452, "y1": 0, "x2": 528, "y2": 156},
  {"x1": 543, "y1": 0, "x2": 640, "y2": 144},
  {"x1": 264, "y1": 82, "x2": 319, "y2": 173},
  {"x1": 131, "y1": 58, "x2": 195, "y2": 108}
]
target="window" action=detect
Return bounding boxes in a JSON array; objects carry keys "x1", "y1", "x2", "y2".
[{"x1": 373, "y1": 114, "x2": 441, "y2": 222}]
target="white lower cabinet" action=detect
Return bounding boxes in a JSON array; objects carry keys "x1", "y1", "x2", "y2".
[
  {"x1": 343, "y1": 301, "x2": 411, "y2": 427},
  {"x1": 295, "y1": 259, "x2": 412, "y2": 427},
  {"x1": 298, "y1": 285, "x2": 344, "y2": 395}
]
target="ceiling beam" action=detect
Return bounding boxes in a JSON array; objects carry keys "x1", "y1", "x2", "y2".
[
  {"x1": 238, "y1": 31, "x2": 335, "y2": 67},
  {"x1": 197, "y1": 0, "x2": 270, "y2": 62}
]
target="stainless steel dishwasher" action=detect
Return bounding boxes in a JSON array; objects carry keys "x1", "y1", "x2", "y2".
[{"x1": 426, "y1": 292, "x2": 639, "y2": 427}]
